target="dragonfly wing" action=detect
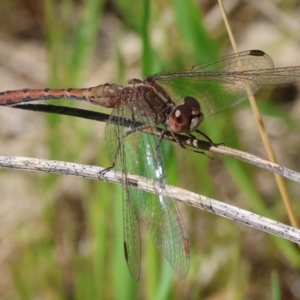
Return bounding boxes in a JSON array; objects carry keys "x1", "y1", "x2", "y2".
[
  {"x1": 105, "y1": 105, "x2": 142, "y2": 281},
  {"x1": 123, "y1": 181, "x2": 141, "y2": 281},
  {"x1": 105, "y1": 93, "x2": 189, "y2": 278},
  {"x1": 137, "y1": 131, "x2": 190, "y2": 277},
  {"x1": 185, "y1": 50, "x2": 274, "y2": 72},
  {"x1": 147, "y1": 50, "x2": 300, "y2": 118}
]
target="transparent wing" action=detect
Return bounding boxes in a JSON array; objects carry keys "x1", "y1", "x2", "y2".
[
  {"x1": 105, "y1": 95, "x2": 189, "y2": 280},
  {"x1": 137, "y1": 132, "x2": 190, "y2": 278},
  {"x1": 146, "y1": 50, "x2": 300, "y2": 118},
  {"x1": 105, "y1": 104, "x2": 142, "y2": 281}
]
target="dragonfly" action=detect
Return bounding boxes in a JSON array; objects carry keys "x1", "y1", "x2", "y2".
[{"x1": 1, "y1": 50, "x2": 300, "y2": 281}]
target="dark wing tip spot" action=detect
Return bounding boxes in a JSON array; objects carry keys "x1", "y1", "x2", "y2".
[
  {"x1": 249, "y1": 50, "x2": 265, "y2": 57},
  {"x1": 124, "y1": 242, "x2": 128, "y2": 261}
]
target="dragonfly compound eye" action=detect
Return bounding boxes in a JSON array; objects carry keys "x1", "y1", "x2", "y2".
[
  {"x1": 183, "y1": 96, "x2": 203, "y2": 132},
  {"x1": 168, "y1": 97, "x2": 203, "y2": 133},
  {"x1": 168, "y1": 98, "x2": 203, "y2": 133},
  {"x1": 183, "y1": 96, "x2": 201, "y2": 114},
  {"x1": 168, "y1": 104, "x2": 191, "y2": 133}
]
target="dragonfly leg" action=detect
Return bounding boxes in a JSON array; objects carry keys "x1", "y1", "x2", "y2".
[
  {"x1": 123, "y1": 123, "x2": 154, "y2": 138},
  {"x1": 99, "y1": 137, "x2": 121, "y2": 176},
  {"x1": 154, "y1": 127, "x2": 186, "y2": 152},
  {"x1": 194, "y1": 130, "x2": 224, "y2": 147},
  {"x1": 100, "y1": 165, "x2": 114, "y2": 175},
  {"x1": 182, "y1": 143, "x2": 213, "y2": 158},
  {"x1": 155, "y1": 127, "x2": 213, "y2": 158}
]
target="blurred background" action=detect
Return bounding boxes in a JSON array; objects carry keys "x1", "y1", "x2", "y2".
[{"x1": 0, "y1": 0, "x2": 300, "y2": 299}]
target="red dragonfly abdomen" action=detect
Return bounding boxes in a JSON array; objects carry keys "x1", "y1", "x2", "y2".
[{"x1": 0, "y1": 83, "x2": 123, "y2": 108}]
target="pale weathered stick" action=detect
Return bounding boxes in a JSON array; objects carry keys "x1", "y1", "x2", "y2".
[{"x1": 0, "y1": 154, "x2": 299, "y2": 244}]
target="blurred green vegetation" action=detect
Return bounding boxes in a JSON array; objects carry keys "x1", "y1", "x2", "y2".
[{"x1": 0, "y1": 0, "x2": 300, "y2": 299}]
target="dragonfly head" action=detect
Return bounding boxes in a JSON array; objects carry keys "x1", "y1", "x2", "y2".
[{"x1": 168, "y1": 96, "x2": 204, "y2": 133}]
